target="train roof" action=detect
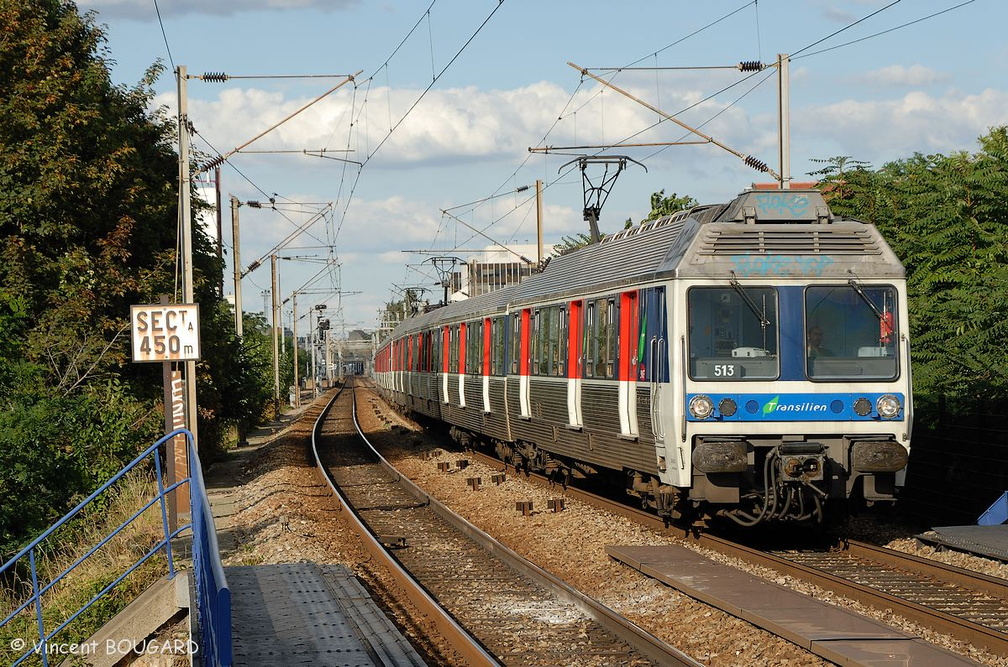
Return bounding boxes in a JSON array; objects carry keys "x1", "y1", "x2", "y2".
[
  {"x1": 513, "y1": 188, "x2": 903, "y2": 304},
  {"x1": 391, "y1": 283, "x2": 518, "y2": 335},
  {"x1": 389, "y1": 188, "x2": 904, "y2": 334}
]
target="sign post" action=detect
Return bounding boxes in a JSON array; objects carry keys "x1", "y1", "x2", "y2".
[{"x1": 131, "y1": 303, "x2": 201, "y2": 529}]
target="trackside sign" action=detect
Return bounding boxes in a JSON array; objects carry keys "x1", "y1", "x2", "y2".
[{"x1": 130, "y1": 304, "x2": 201, "y2": 363}]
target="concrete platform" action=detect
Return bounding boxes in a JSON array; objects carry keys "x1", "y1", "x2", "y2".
[
  {"x1": 916, "y1": 525, "x2": 1008, "y2": 562},
  {"x1": 607, "y1": 544, "x2": 982, "y2": 666},
  {"x1": 202, "y1": 397, "x2": 427, "y2": 666},
  {"x1": 228, "y1": 562, "x2": 428, "y2": 666}
]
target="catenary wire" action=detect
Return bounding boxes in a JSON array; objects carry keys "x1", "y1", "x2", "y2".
[{"x1": 152, "y1": 0, "x2": 174, "y2": 71}]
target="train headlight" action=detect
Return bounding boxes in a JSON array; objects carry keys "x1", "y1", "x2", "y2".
[
  {"x1": 689, "y1": 395, "x2": 714, "y2": 419},
  {"x1": 853, "y1": 397, "x2": 872, "y2": 417},
  {"x1": 876, "y1": 394, "x2": 902, "y2": 420},
  {"x1": 718, "y1": 398, "x2": 738, "y2": 418}
]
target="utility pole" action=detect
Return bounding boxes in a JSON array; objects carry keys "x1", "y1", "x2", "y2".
[
  {"x1": 536, "y1": 179, "x2": 544, "y2": 265},
  {"x1": 292, "y1": 293, "x2": 299, "y2": 408},
  {"x1": 309, "y1": 309, "x2": 316, "y2": 393},
  {"x1": 230, "y1": 196, "x2": 244, "y2": 337},
  {"x1": 271, "y1": 254, "x2": 280, "y2": 416},
  {"x1": 313, "y1": 305, "x2": 326, "y2": 393},
  {"x1": 338, "y1": 341, "x2": 344, "y2": 382},
  {"x1": 176, "y1": 65, "x2": 196, "y2": 522},
  {"x1": 215, "y1": 167, "x2": 223, "y2": 295},
  {"x1": 777, "y1": 53, "x2": 791, "y2": 189},
  {"x1": 325, "y1": 327, "x2": 334, "y2": 386},
  {"x1": 178, "y1": 67, "x2": 197, "y2": 447}
]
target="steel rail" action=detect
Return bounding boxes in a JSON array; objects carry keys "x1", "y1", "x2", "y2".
[
  {"x1": 465, "y1": 450, "x2": 1008, "y2": 657},
  {"x1": 310, "y1": 381, "x2": 502, "y2": 667},
  {"x1": 846, "y1": 539, "x2": 1008, "y2": 600},
  {"x1": 689, "y1": 533, "x2": 1008, "y2": 658},
  {"x1": 353, "y1": 387, "x2": 703, "y2": 667}
]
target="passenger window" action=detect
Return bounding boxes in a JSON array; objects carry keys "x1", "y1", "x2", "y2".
[
  {"x1": 805, "y1": 284, "x2": 898, "y2": 380},
  {"x1": 688, "y1": 286, "x2": 779, "y2": 380},
  {"x1": 584, "y1": 298, "x2": 616, "y2": 379},
  {"x1": 509, "y1": 313, "x2": 520, "y2": 374}
]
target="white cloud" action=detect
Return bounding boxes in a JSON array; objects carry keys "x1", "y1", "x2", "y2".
[
  {"x1": 851, "y1": 65, "x2": 950, "y2": 88},
  {"x1": 170, "y1": 79, "x2": 693, "y2": 170},
  {"x1": 796, "y1": 88, "x2": 1008, "y2": 166},
  {"x1": 178, "y1": 71, "x2": 1008, "y2": 326}
]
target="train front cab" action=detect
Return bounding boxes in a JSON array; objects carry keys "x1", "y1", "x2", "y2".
[{"x1": 675, "y1": 277, "x2": 912, "y2": 525}]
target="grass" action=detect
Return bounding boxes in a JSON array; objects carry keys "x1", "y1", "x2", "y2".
[{"x1": 0, "y1": 467, "x2": 183, "y2": 666}]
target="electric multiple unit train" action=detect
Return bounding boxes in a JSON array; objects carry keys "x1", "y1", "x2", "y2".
[{"x1": 374, "y1": 188, "x2": 912, "y2": 526}]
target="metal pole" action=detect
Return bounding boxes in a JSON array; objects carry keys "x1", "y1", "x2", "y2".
[
  {"x1": 325, "y1": 328, "x2": 333, "y2": 386},
  {"x1": 536, "y1": 179, "x2": 544, "y2": 265},
  {"x1": 777, "y1": 53, "x2": 791, "y2": 189},
  {"x1": 271, "y1": 254, "x2": 280, "y2": 416},
  {"x1": 311, "y1": 309, "x2": 317, "y2": 394},
  {"x1": 568, "y1": 61, "x2": 780, "y2": 181},
  {"x1": 230, "y1": 196, "x2": 243, "y2": 337},
  {"x1": 176, "y1": 65, "x2": 195, "y2": 515},
  {"x1": 292, "y1": 293, "x2": 299, "y2": 408},
  {"x1": 215, "y1": 167, "x2": 223, "y2": 295}
]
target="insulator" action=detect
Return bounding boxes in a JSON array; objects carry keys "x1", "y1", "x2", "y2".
[
  {"x1": 737, "y1": 61, "x2": 764, "y2": 72},
  {"x1": 743, "y1": 155, "x2": 770, "y2": 172},
  {"x1": 246, "y1": 201, "x2": 262, "y2": 208},
  {"x1": 201, "y1": 155, "x2": 225, "y2": 171},
  {"x1": 201, "y1": 72, "x2": 229, "y2": 83}
]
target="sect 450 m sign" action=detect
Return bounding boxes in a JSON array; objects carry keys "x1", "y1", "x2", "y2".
[{"x1": 131, "y1": 304, "x2": 201, "y2": 363}]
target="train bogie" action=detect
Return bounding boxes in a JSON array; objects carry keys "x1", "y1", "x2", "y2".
[{"x1": 374, "y1": 188, "x2": 912, "y2": 527}]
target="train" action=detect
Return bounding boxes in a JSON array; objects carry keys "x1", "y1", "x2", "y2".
[{"x1": 374, "y1": 187, "x2": 912, "y2": 527}]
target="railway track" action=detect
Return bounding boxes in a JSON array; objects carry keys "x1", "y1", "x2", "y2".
[
  {"x1": 313, "y1": 379, "x2": 702, "y2": 667},
  {"x1": 761, "y1": 539, "x2": 1008, "y2": 657},
  {"x1": 456, "y1": 439, "x2": 1008, "y2": 660}
]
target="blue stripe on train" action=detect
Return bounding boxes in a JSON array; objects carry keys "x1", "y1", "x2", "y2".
[{"x1": 685, "y1": 392, "x2": 906, "y2": 422}]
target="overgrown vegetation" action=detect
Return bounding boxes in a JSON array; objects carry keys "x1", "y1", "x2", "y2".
[
  {"x1": 0, "y1": 0, "x2": 278, "y2": 560},
  {"x1": 0, "y1": 470, "x2": 171, "y2": 666},
  {"x1": 813, "y1": 126, "x2": 1008, "y2": 416}
]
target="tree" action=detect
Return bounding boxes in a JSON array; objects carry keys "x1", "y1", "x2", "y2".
[
  {"x1": 0, "y1": 0, "x2": 183, "y2": 381},
  {"x1": 641, "y1": 189, "x2": 697, "y2": 223},
  {"x1": 817, "y1": 127, "x2": 1008, "y2": 410},
  {"x1": 0, "y1": 0, "x2": 264, "y2": 554}
]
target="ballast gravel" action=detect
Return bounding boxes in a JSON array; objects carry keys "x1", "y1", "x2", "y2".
[{"x1": 206, "y1": 389, "x2": 1008, "y2": 667}]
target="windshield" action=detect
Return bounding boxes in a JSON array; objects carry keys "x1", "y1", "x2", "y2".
[
  {"x1": 805, "y1": 285, "x2": 898, "y2": 380},
  {"x1": 688, "y1": 287, "x2": 778, "y2": 380}
]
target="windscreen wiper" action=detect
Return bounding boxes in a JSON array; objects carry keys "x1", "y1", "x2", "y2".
[
  {"x1": 729, "y1": 272, "x2": 771, "y2": 330},
  {"x1": 847, "y1": 277, "x2": 884, "y2": 320}
]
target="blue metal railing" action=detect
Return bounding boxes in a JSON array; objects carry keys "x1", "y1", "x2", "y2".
[
  {"x1": 189, "y1": 437, "x2": 232, "y2": 667},
  {"x1": 979, "y1": 491, "x2": 1008, "y2": 525},
  {"x1": 1, "y1": 428, "x2": 232, "y2": 667}
]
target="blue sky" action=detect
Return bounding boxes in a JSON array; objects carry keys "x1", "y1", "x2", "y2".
[{"x1": 76, "y1": 0, "x2": 1006, "y2": 334}]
